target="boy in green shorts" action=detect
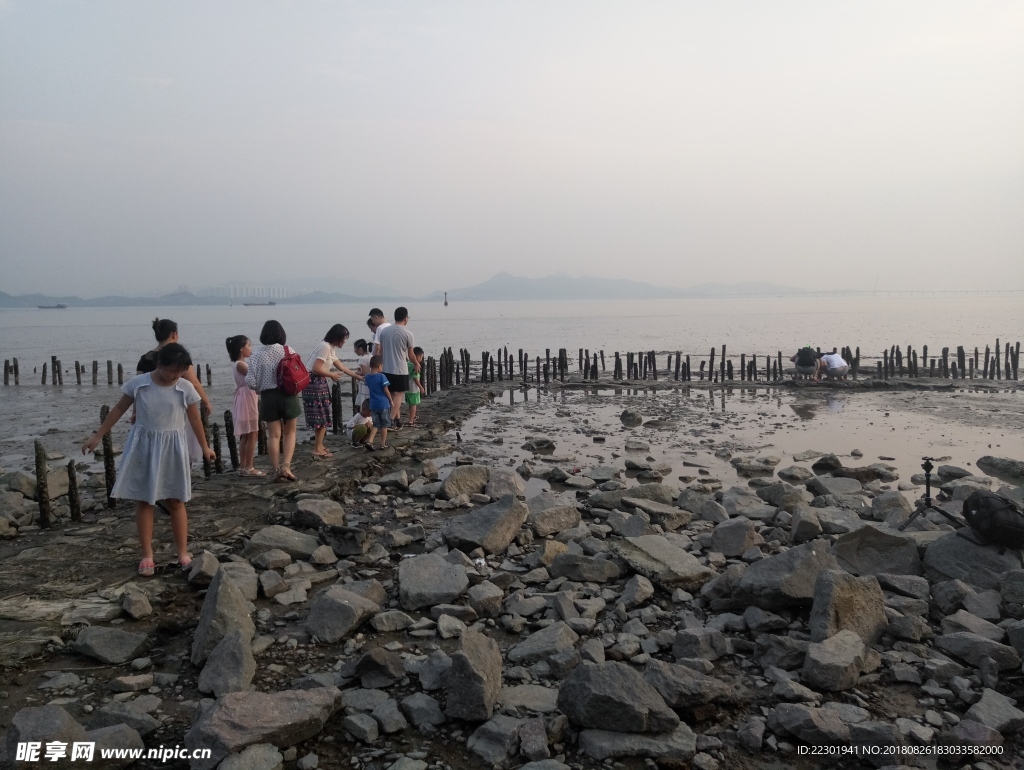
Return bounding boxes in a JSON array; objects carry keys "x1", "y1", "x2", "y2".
[{"x1": 405, "y1": 347, "x2": 426, "y2": 426}]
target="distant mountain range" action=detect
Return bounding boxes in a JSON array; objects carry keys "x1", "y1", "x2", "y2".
[{"x1": 0, "y1": 274, "x2": 805, "y2": 308}]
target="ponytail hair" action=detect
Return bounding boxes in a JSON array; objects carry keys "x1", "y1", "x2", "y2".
[
  {"x1": 226, "y1": 335, "x2": 248, "y2": 362},
  {"x1": 152, "y1": 318, "x2": 178, "y2": 343}
]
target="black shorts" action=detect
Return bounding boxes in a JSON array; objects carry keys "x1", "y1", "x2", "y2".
[{"x1": 387, "y1": 373, "x2": 410, "y2": 393}]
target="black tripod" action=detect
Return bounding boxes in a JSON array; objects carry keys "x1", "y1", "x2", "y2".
[{"x1": 898, "y1": 457, "x2": 964, "y2": 531}]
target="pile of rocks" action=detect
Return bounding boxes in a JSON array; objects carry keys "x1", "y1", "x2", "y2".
[{"x1": 5, "y1": 446, "x2": 1024, "y2": 769}]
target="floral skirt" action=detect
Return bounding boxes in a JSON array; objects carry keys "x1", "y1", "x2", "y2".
[{"x1": 301, "y1": 374, "x2": 332, "y2": 429}]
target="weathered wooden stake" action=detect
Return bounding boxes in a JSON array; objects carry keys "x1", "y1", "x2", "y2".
[
  {"x1": 41, "y1": 362, "x2": 48, "y2": 385},
  {"x1": 67, "y1": 458, "x2": 81, "y2": 522},
  {"x1": 117, "y1": 363, "x2": 124, "y2": 385},
  {"x1": 212, "y1": 423, "x2": 223, "y2": 474},
  {"x1": 106, "y1": 360, "x2": 113, "y2": 385},
  {"x1": 75, "y1": 361, "x2": 81, "y2": 385},
  {"x1": 92, "y1": 360, "x2": 98, "y2": 385},
  {"x1": 3, "y1": 359, "x2": 8, "y2": 386},
  {"x1": 100, "y1": 405, "x2": 115, "y2": 507},
  {"x1": 34, "y1": 440, "x2": 52, "y2": 528},
  {"x1": 224, "y1": 410, "x2": 239, "y2": 469},
  {"x1": 205, "y1": 363, "x2": 212, "y2": 386}
]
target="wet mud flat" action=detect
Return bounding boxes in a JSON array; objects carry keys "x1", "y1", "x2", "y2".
[{"x1": 0, "y1": 376, "x2": 1023, "y2": 770}]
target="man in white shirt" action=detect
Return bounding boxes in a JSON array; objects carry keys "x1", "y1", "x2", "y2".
[
  {"x1": 377, "y1": 307, "x2": 418, "y2": 428},
  {"x1": 368, "y1": 308, "x2": 391, "y2": 354},
  {"x1": 818, "y1": 351, "x2": 849, "y2": 381}
]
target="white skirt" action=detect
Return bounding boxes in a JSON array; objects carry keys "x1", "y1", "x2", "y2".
[{"x1": 111, "y1": 425, "x2": 193, "y2": 504}]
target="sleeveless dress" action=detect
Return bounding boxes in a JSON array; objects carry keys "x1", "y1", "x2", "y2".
[
  {"x1": 232, "y1": 365, "x2": 260, "y2": 436},
  {"x1": 112, "y1": 374, "x2": 200, "y2": 504}
]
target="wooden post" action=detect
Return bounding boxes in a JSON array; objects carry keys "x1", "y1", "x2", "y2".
[
  {"x1": 41, "y1": 362, "x2": 48, "y2": 385},
  {"x1": 100, "y1": 405, "x2": 115, "y2": 507},
  {"x1": 699, "y1": 360, "x2": 706, "y2": 380},
  {"x1": 257, "y1": 417, "x2": 268, "y2": 456},
  {"x1": 497, "y1": 351, "x2": 503, "y2": 381},
  {"x1": 941, "y1": 347, "x2": 949, "y2": 379},
  {"x1": 489, "y1": 357, "x2": 495, "y2": 383},
  {"x1": 3, "y1": 359, "x2": 7, "y2": 386},
  {"x1": 726, "y1": 360, "x2": 733, "y2": 380},
  {"x1": 75, "y1": 361, "x2": 81, "y2": 385},
  {"x1": 995, "y1": 339, "x2": 1001, "y2": 380},
  {"x1": 543, "y1": 363, "x2": 549, "y2": 384},
  {"x1": 535, "y1": 356, "x2": 540, "y2": 385},
  {"x1": 92, "y1": 360, "x2": 98, "y2": 385},
  {"x1": 212, "y1": 423, "x2": 223, "y2": 474},
  {"x1": 957, "y1": 346, "x2": 966, "y2": 379},
  {"x1": 882, "y1": 350, "x2": 889, "y2": 379},
  {"x1": 205, "y1": 363, "x2": 212, "y2": 386},
  {"x1": 224, "y1": 410, "x2": 239, "y2": 469},
  {"x1": 922, "y1": 345, "x2": 929, "y2": 371},
  {"x1": 930, "y1": 360, "x2": 936, "y2": 378},
  {"x1": 57, "y1": 360, "x2": 63, "y2": 385},
  {"x1": 740, "y1": 353, "x2": 746, "y2": 381},
  {"x1": 200, "y1": 405, "x2": 212, "y2": 479},
  {"x1": 351, "y1": 376, "x2": 358, "y2": 411},
  {"x1": 50, "y1": 355, "x2": 57, "y2": 384},
  {"x1": 600, "y1": 351, "x2": 606, "y2": 372},
  {"x1": 969, "y1": 358, "x2": 974, "y2": 380},
  {"x1": 67, "y1": 458, "x2": 81, "y2": 522},
  {"x1": 34, "y1": 440, "x2": 52, "y2": 528},
  {"x1": 12, "y1": 358, "x2": 18, "y2": 385},
  {"x1": 331, "y1": 382, "x2": 341, "y2": 434},
  {"x1": 106, "y1": 360, "x2": 113, "y2": 385},
  {"x1": 651, "y1": 351, "x2": 658, "y2": 380},
  {"x1": 117, "y1": 363, "x2": 123, "y2": 385},
  {"x1": 984, "y1": 346, "x2": 991, "y2": 379},
  {"x1": 592, "y1": 354, "x2": 598, "y2": 380}
]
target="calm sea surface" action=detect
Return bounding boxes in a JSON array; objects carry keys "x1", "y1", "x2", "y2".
[{"x1": 1, "y1": 296, "x2": 1019, "y2": 372}]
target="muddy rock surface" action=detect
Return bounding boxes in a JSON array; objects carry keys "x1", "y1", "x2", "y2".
[{"x1": 2, "y1": 376, "x2": 1024, "y2": 769}]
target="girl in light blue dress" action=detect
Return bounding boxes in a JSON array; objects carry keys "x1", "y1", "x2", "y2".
[{"x1": 83, "y1": 343, "x2": 215, "y2": 576}]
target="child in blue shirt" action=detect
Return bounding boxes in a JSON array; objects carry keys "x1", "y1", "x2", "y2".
[{"x1": 363, "y1": 355, "x2": 392, "y2": 451}]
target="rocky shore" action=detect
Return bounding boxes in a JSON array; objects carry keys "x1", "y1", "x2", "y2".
[{"x1": 1, "y1": 377, "x2": 1024, "y2": 770}]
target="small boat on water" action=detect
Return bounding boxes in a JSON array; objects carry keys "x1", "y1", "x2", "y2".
[
  {"x1": 37, "y1": 304, "x2": 68, "y2": 309},
  {"x1": 242, "y1": 301, "x2": 276, "y2": 306}
]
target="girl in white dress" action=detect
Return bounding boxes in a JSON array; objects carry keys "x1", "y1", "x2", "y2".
[{"x1": 83, "y1": 344, "x2": 215, "y2": 576}]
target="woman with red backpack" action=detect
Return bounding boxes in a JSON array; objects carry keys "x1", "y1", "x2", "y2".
[{"x1": 246, "y1": 320, "x2": 302, "y2": 482}]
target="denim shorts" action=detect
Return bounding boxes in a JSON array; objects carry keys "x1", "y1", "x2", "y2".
[{"x1": 371, "y1": 409, "x2": 392, "y2": 429}]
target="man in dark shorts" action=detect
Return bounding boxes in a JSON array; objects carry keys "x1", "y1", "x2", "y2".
[{"x1": 377, "y1": 307, "x2": 417, "y2": 429}]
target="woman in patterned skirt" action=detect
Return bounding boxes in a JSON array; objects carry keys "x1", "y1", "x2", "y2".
[{"x1": 303, "y1": 324, "x2": 362, "y2": 459}]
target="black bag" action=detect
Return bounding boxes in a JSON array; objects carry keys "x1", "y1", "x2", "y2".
[
  {"x1": 962, "y1": 490, "x2": 1024, "y2": 550},
  {"x1": 796, "y1": 347, "x2": 817, "y2": 367}
]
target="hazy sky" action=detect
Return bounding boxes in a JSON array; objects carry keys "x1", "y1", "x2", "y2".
[{"x1": 2, "y1": 1, "x2": 1022, "y2": 297}]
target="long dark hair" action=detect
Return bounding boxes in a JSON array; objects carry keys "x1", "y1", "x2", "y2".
[
  {"x1": 226, "y1": 335, "x2": 249, "y2": 362},
  {"x1": 324, "y1": 324, "x2": 350, "y2": 346},
  {"x1": 259, "y1": 320, "x2": 286, "y2": 346},
  {"x1": 152, "y1": 318, "x2": 178, "y2": 343}
]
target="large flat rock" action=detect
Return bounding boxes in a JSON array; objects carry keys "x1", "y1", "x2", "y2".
[{"x1": 612, "y1": 535, "x2": 712, "y2": 590}]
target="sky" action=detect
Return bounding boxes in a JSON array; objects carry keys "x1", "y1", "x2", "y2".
[{"x1": 1, "y1": 1, "x2": 1022, "y2": 297}]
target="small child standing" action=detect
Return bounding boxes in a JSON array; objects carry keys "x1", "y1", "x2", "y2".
[
  {"x1": 83, "y1": 344, "x2": 215, "y2": 576},
  {"x1": 226, "y1": 335, "x2": 262, "y2": 476},
  {"x1": 353, "y1": 339, "x2": 372, "y2": 409},
  {"x1": 405, "y1": 346, "x2": 426, "y2": 426},
  {"x1": 363, "y1": 355, "x2": 392, "y2": 451},
  {"x1": 345, "y1": 399, "x2": 373, "y2": 446}
]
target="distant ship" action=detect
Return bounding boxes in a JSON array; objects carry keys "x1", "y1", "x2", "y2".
[
  {"x1": 37, "y1": 304, "x2": 68, "y2": 309},
  {"x1": 242, "y1": 301, "x2": 276, "y2": 306}
]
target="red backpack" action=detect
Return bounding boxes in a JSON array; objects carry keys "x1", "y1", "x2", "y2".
[{"x1": 277, "y1": 346, "x2": 311, "y2": 395}]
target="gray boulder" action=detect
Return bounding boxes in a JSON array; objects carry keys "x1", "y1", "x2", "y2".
[
  {"x1": 548, "y1": 553, "x2": 620, "y2": 583},
  {"x1": 293, "y1": 498, "x2": 346, "y2": 529},
  {"x1": 191, "y1": 570, "x2": 256, "y2": 665},
  {"x1": 832, "y1": 526, "x2": 922, "y2": 576},
  {"x1": 305, "y1": 586, "x2": 380, "y2": 643},
  {"x1": 87, "y1": 724, "x2": 146, "y2": 769},
  {"x1": 935, "y1": 632, "x2": 1021, "y2": 670},
  {"x1": 589, "y1": 483, "x2": 676, "y2": 511},
  {"x1": 757, "y1": 482, "x2": 813, "y2": 513},
  {"x1": 90, "y1": 702, "x2": 160, "y2": 736},
  {"x1": 440, "y1": 465, "x2": 490, "y2": 499},
  {"x1": 964, "y1": 688, "x2": 1024, "y2": 733},
  {"x1": 4, "y1": 705, "x2": 88, "y2": 764},
  {"x1": 870, "y1": 491, "x2": 912, "y2": 524},
  {"x1": 508, "y1": 622, "x2": 578, "y2": 665},
  {"x1": 924, "y1": 531, "x2": 1023, "y2": 590},
  {"x1": 941, "y1": 609, "x2": 1004, "y2": 642},
  {"x1": 734, "y1": 539, "x2": 839, "y2": 610},
  {"x1": 578, "y1": 724, "x2": 697, "y2": 761},
  {"x1": 711, "y1": 517, "x2": 763, "y2": 557},
  {"x1": 790, "y1": 505, "x2": 823, "y2": 543},
  {"x1": 486, "y1": 468, "x2": 526, "y2": 498},
  {"x1": 466, "y1": 715, "x2": 524, "y2": 767},
  {"x1": 198, "y1": 629, "x2": 256, "y2": 697},
  {"x1": 527, "y1": 491, "x2": 580, "y2": 536},
  {"x1": 721, "y1": 487, "x2": 777, "y2": 520},
  {"x1": 802, "y1": 630, "x2": 866, "y2": 691},
  {"x1": 556, "y1": 661, "x2": 679, "y2": 733},
  {"x1": 807, "y1": 476, "x2": 863, "y2": 496},
  {"x1": 399, "y1": 553, "x2": 469, "y2": 610},
  {"x1": 643, "y1": 659, "x2": 734, "y2": 707},
  {"x1": 809, "y1": 570, "x2": 888, "y2": 645},
  {"x1": 218, "y1": 745, "x2": 285, "y2": 770},
  {"x1": 245, "y1": 525, "x2": 321, "y2": 560},
  {"x1": 977, "y1": 456, "x2": 1024, "y2": 485},
  {"x1": 184, "y1": 687, "x2": 342, "y2": 770},
  {"x1": 445, "y1": 629, "x2": 503, "y2": 721},
  {"x1": 74, "y1": 626, "x2": 148, "y2": 665},
  {"x1": 613, "y1": 535, "x2": 713, "y2": 590},
  {"x1": 622, "y1": 497, "x2": 691, "y2": 530},
  {"x1": 443, "y1": 495, "x2": 528, "y2": 554},
  {"x1": 774, "y1": 703, "x2": 850, "y2": 744}
]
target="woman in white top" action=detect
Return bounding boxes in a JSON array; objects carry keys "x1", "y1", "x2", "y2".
[
  {"x1": 245, "y1": 320, "x2": 301, "y2": 481},
  {"x1": 303, "y1": 324, "x2": 362, "y2": 459}
]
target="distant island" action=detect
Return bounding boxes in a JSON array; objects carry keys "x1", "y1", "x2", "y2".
[{"x1": 0, "y1": 273, "x2": 806, "y2": 308}]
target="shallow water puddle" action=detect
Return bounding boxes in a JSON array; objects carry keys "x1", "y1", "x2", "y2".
[{"x1": 440, "y1": 385, "x2": 1024, "y2": 497}]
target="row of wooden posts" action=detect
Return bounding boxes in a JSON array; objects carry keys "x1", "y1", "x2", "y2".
[
  {"x1": 2, "y1": 358, "x2": 217, "y2": 387},
  {"x1": 5, "y1": 339, "x2": 1020, "y2": 389},
  {"x1": 876, "y1": 341, "x2": 1021, "y2": 380}
]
